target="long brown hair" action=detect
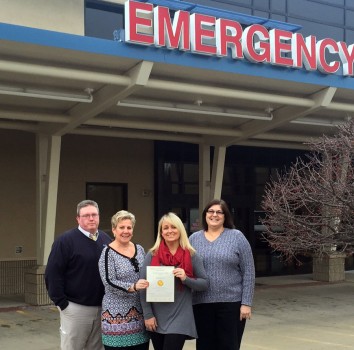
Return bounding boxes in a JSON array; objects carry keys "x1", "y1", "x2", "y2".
[{"x1": 201, "y1": 199, "x2": 235, "y2": 231}]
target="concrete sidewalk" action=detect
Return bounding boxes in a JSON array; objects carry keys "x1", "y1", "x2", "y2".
[
  {"x1": 1, "y1": 272, "x2": 353, "y2": 350},
  {"x1": 242, "y1": 272, "x2": 354, "y2": 349}
]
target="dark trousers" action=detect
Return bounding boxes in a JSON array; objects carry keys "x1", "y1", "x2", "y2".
[
  {"x1": 104, "y1": 342, "x2": 149, "y2": 350},
  {"x1": 193, "y1": 302, "x2": 246, "y2": 350},
  {"x1": 149, "y1": 332, "x2": 186, "y2": 350}
]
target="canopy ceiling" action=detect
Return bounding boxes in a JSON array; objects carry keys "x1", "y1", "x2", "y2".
[{"x1": 0, "y1": 22, "x2": 353, "y2": 150}]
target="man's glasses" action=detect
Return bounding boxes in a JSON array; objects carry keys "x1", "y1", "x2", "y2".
[
  {"x1": 80, "y1": 213, "x2": 99, "y2": 219},
  {"x1": 206, "y1": 210, "x2": 224, "y2": 215}
]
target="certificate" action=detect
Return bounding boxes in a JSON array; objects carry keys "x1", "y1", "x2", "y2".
[{"x1": 146, "y1": 266, "x2": 175, "y2": 302}]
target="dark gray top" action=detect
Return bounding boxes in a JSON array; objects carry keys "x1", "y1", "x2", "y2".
[{"x1": 140, "y1": 252, "x2": 208, "y2": 338}]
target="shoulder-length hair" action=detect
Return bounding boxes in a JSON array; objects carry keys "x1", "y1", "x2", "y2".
[
  {"x1": 201, "y1": 199, "x2": 235, "y2": 231},
  {"x1": 150, "y1": 212, "x2": 196, "y2": 255}
]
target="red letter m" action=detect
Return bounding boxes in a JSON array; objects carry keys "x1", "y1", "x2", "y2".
[{"x1": 154, "y1": 7, "x2": 190, "y2": 50}]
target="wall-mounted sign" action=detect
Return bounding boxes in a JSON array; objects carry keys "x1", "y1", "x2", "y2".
[{"x1": 125, "y1": 0, "x2": 354, "y2": 76}]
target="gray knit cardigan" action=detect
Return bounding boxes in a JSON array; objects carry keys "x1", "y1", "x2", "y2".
[{"x1": 189, "y1": 228, "x2": 255, "y2": 306}]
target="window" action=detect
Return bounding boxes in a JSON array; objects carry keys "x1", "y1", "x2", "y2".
[
  {"x1": 85, "y1": 0, "x2": 124, "y2": 40},
  {"x1": 164, "y1": 162, "x2": 198, "y2": 195}
]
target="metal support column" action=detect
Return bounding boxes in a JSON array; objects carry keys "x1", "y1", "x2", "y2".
[{"x1": 210, "y1": 145, "x2": 226, "y2": 200}]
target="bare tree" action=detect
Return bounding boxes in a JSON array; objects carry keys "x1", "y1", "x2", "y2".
[{"x1": 261, "y1": 119, "x2": 354, "y2": 264}]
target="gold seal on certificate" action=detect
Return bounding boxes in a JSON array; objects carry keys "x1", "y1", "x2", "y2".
[{"x1": 146, "y1": 266, "x2": 175, "y2": 302}]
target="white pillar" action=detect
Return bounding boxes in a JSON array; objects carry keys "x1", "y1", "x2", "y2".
[
  {"x1": 36, "y1": 134, "x2": 61, "y2": 265},
  {"x1": 210, "y1": 145, "x2": 226, "y2": 200},
  {"x1": 199, "y1": 144, "x2": 211, "y2": 212}
]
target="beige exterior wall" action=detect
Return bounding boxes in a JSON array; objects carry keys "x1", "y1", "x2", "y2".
[
  {"x1": 0, "y1": 130, "x2": 37, "y2": 260},
  {"x1": 57, "y1": 134, "x2": 155, "y2": 251},
  {"x1": 0, "y1": 0, "x2": 84, "y2": 35},
  {"x1": 0, "y1": 130, "x2": 155, "y2": 262}
]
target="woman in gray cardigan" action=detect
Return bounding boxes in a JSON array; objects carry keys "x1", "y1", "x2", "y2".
[
  {"x1": 140, "y1": 212, "x2": 208, "y2": 350},
  {"x1": 189, "y1": 199, "x2": 255, "y2": 350}
]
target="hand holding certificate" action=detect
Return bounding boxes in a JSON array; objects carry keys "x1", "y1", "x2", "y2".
[{"x1": 146, "y1": 266, "x2": 175, "y2": 302}]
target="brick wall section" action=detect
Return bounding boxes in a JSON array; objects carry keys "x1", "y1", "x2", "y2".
[
  {"x1": 0, "y1": 260, "x2": 37, "y2": 295},
  {"x1": 24, "y1": 265, "x2": 52, "y2": 306}
]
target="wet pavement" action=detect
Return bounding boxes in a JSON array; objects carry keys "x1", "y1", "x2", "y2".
[
  {"x1": 1, "y1": 272, "x2": 354, "y2": 350},
  {"x1": 243, "y1": 280, "x2": 354, "y2": 349},
  {"x1": 0, "y1": 303, "x2": 59, "y2": 349}
]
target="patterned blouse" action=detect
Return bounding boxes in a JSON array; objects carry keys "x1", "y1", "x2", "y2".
[{"x1": 98, "y1": 244, "x2": 149, "y2": 347}]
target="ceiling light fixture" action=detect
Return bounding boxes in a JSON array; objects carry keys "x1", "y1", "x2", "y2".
[
  {"x1": 117, "y1": 100, "x2": 273, "y2": 121},
  {"x1": 290, "y1": 118, "x2": 343, "y2": 127},
  {"x1": 0, "y1": 85, "x2": 93, "y2": 103}
]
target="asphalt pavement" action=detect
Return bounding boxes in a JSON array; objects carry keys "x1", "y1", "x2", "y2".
[{"x1": 1, "y1": 272, "x2": 353, "y2": 350}]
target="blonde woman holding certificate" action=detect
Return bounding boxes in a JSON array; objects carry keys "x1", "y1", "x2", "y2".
[{"x1": 140, "y1": 212, "x2": 208, "y2": 350}]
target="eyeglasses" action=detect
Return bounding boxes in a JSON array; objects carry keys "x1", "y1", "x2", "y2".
[
  {"x1": 80, "y1": 213, "x2": 99, "y2": 219},
  {"x1": 206, "y1": 210, "x2": 224, "y2": 215}
]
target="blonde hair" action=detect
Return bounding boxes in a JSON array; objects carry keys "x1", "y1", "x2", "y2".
[
  {"x1": 111, "y1": 210, "x2": 136, "y2": 229},
  {"x1": 150, "y1": 212, "x2": 196, "y2": 255}
]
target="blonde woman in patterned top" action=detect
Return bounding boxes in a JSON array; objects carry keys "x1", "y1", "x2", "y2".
[{"x1": 98, "y1": 210, "x2": 150, "y2": 350}]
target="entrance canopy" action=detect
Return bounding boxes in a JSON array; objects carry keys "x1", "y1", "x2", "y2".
[{"x1": 0, "y1": 18, "x2": 353, "y2": 150}]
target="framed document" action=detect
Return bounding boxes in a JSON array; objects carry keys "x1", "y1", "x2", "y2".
[{"x1": 146, "y1": 266, "x2": 175, "y2": 302}]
